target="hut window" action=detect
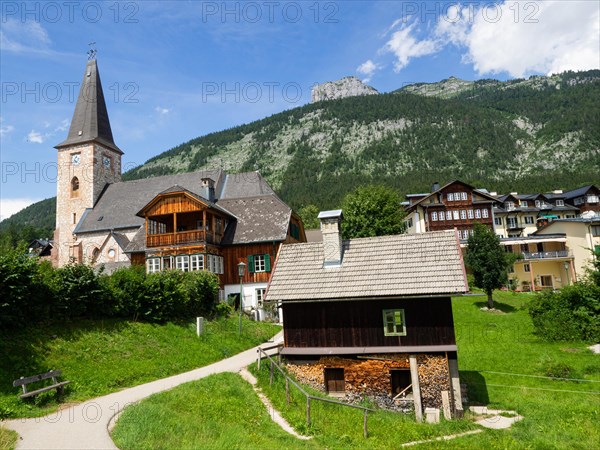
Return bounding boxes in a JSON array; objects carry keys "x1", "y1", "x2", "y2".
[
  {"x1": 71, "y1": 177, "x2": 80, "y2": 198},
  {"x1": 248, "y1": 254, "x2": 270, "y2": 273},
  {"x1": 176, "y1": 255, "x2": 190, "y2": 272},
  {"x1": 382, "y1": 309, "x2": 406, "y2": 336}
]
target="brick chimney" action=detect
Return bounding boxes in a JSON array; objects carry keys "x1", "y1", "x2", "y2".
[{"x1": 318, "y1": 210, "x2": 344, "y2": 267}]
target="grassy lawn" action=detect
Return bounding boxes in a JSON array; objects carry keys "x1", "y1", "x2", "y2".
[
  {"x1": 110, "y1": 292, "x2": 600, "y2": 449},
  {"x1": 0, "y1": 317, "x2": 279, "y2": 419},
  {"x1": 112, "y1": 372, "x2": 315, "y2": 450},
  {"x1": 0, "y1": 427, "x2": 17, "y2": 450}
]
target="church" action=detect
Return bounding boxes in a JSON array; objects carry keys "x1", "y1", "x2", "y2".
[{"x1": 52, "y1": 57, "x2": 306, "y2": 310}]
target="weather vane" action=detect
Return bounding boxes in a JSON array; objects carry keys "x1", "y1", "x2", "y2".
[{"x1": 87, "y1": 42, "x2": 97, "y2": 60}]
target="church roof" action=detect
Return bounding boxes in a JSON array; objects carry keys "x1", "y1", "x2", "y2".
[
  {"x1": 75, "y1": 170, "x2": 287, "y2": 246},
  {"x1": 55, "y1": 59, "x2": 122, "y2": 154}
]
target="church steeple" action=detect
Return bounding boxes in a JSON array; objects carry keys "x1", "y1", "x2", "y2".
[{"x1": 55, "y1": 59, "x2": 122, "y2": 154}]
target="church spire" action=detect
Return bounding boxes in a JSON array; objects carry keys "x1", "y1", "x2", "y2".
[{"x1": 55, "y1": 59, "x2": 122, "y2": 154}]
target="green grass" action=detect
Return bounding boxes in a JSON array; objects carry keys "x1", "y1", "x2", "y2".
[
  {"x1": 111, "y1": 373, "x2": 315, "y2": 450},
  {"x1": 0, "y1": 317, "x2": 279, "y2": 419},
  {"x1": 0, "y1": 427, "x2": 18, "y2": 450},
  {"x1": 113, "y1": 291, "x2": 599, "y2": 449}
]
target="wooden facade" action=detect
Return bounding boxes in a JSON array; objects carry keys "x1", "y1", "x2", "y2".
[
  {"x1": 133, "y1": 189, "x2": 304, "y2": 289},
  {"x1": 283, "y1": 298, "x2": 456, "y2": 349}
]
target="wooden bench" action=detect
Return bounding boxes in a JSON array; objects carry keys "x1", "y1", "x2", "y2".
[{"x1": 13, "y1": 370, "x2": 70, "y2": 399}]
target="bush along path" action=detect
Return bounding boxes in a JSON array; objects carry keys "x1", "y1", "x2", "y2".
[{"x1": 1, "y1": 333, "x2": 283, "y2": 450}]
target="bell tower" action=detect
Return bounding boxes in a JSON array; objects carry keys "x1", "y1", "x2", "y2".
[{"x1": 53, "y1": 57, "x2": 123, "y2": 266}]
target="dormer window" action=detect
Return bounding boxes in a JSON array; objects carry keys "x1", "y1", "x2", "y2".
[
  {"x1": 521, "y1": 201, "x2": 528, "y2": 207},
  {"x1": 555, "y1": 199, "x2": 564, "y2": 206},
  {"x1": 71, "y1": 177, "x2": 80, "y2": 198},
  {"x1": 505, "y1": 201, "x2": 514, "y2": 210},
  {"x1": 535, "y1": 200, "x2": 542, "y2": 208}
]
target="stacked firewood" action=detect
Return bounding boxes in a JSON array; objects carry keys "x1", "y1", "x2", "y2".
[{"x1": 417, "y1": 354, "x2": 451, "y2": 408}]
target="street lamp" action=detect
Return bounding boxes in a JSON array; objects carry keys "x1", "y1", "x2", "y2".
[
  {"x1": 237, "y1": 261, "x2": 246, "y2": 335},
  {"x1": 564, "y1": 261, "x2": 570, "y2": 286}
]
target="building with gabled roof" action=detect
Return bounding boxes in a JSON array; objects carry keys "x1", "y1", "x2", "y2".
[
  {"x1": 267, "y1": 210, "x2": 467, "y2": 419},
  {"x1": 52, "y1": 58, "x2": 305, "y2": 314}
]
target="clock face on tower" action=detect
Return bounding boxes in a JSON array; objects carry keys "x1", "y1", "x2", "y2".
[
  {"x1": 103, "y1": 156, "x2": 111, "y2": 168},
  {"x1": 71, "y1": 154, "x2": 81, "y2": 165}
]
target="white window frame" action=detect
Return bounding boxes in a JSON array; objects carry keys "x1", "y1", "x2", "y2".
[
  {"x1": 524, "y1": 263, "x2": 531, "y2": 273},
  {"x1": 555, "y1": 199, "x2": 564, "y2": 206},
  {"x1": 438, "y1": 211, "x2": 444, "y2": 221},
  {"x1": 461, "y1": 192, "x2": 468, "y2": 201},
  {"x1": 147, "y1": 258, "x2": 161, "y2": 273},
  {"x1": 446, "y1": 211, "x2": 452, "y2": 220},
  {"x1": 190, "y1": 254, "x2": 204, "y2": 271},
  {"x1": 431, "y1": 211, "x2": 438, "y2": 221},
  {"x1": 521, "y1": 201, "x2": 528, "y2": 207},
  {"x1": 482, "y1": 209, "x2": 489, "y2": 218},
  {"x1": 535, "y1": 200, "x2": 541, "y2": 208},
  {"x1": 587, "y1": 195, "x2": 599, "y2": 204},
  {"x1": 468, "y1": 209, "x2": 474, "y2": 219},
  {"x1": 524, "y1": 216, "x2": 534, "y2": 225},
  {"x1": 453, "y1": 210, "x2": 459, "y2": 220},
  {"x1": 256, "y1": 288, "x2": 266, "y2": 307},
  {"x1": 254, "y1": 254, "x2": 266, "y2": 273},
  {"x1": 475, "y1": 209, "x2": 481, "y2": 219},
  {"x1": 494, "y1": 217, "x2": 502, "y2": 225},
  {"x1": 176, "y1": 255, "x2": 189, "y2": 272},
  {"x1": 460, "y1": 210, "x2": 466, "y2": 220},
  {"x1": 447, "y1": 193, "x2": 454, "y2": 201}
]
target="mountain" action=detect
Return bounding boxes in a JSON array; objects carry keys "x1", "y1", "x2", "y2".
[
  {"x1": 311, "y1": 76, "x2": 379, "y2": 102},
  {"x1": 2, "y1": 70, "x2": 599, "y2": 235}
]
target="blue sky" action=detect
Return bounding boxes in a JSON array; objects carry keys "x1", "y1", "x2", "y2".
[{"x1": 1, "y1": 1, "x2": 599, "y2": 219}]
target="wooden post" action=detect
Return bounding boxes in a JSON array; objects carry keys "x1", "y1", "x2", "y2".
[
  {"x1": 409, "y1": 355, "x2": 423, "y2": 423},
  {"x1": 286, "y1": 378, "x2": 290, "y2": 405},
  {"x1": 448, "y1": 358, "x2": 463, "y2": 418},
  {"x1": 173, "y1": 212, "x2": 177, "y2": 244},
  {"x1": 270, "y1": 361, "x2": 274, "y2": 385},
  {"x1": 306, "y1": 396, "x2": 311, "y2": 427},
  {"x1": 441, "y1": 390, "x2": 452, "y2": 420},
  {"x1": 363, "y1": 410, "x2": 368, "y2": 438}
]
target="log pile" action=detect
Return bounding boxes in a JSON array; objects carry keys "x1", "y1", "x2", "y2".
[
  {"x1": 286, "y1": 353, "x2": 450, "y2": 409},
  {"x1": 417, "y1": 354, "x2": 451, "y2": 408}
]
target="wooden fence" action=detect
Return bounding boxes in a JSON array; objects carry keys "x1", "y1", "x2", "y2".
[{"x1": 256, "y1": 345, "x2": 375, "y2": 438}]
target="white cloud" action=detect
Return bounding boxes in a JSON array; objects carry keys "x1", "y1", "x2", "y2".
[
  {"x1": 155, "y1": 106, "x2": 171, "y2": 115},
  {"x1": 27, "y1": 130, "x2": 44, "y2": 144},
  {"x1": 382, "y1": 21, "x2": 439, "y2": 72},
  {"x1": 0, "y1": 198, "x2": 41, "y2": 221},
  {"x1": 356, "y1": 60, "x2": 381, "y2": 82},
  {"x1": 457, "y1": 1, "x2": 600, "y2": 77},
  {"x1": 0, "y1": 19, "x2": 51, "y2": 53},
  {"x1": 0, "y1": 117, "x2": 15, "y2": 138},
  {"x1": 55, "y1": 119, "x2": 70, "y2": 132},
  {"x1": 371, "y1": 1, "x2": 600, "y2": 77}
]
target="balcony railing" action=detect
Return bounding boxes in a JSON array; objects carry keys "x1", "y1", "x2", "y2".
[
  {"x1": 522, "y1": 250, "x2": 571, "y2": 260},
  {"x1": 147, "y1": 230, "x2": 215, "y2": 247}
]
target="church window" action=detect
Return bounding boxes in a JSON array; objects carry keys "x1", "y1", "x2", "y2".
[{"x1": 71, "y1": 177, "x2": 80, "y2": 198}]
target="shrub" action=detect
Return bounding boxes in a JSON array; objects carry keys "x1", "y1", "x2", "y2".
[
  {"x1": 529, "y1": 283, "x2": 600, "y2": 342},
  {"x1": 103, "y1": 265, "x2": 148, "y2": 320},
  {"x1": 50, "y1": 264, "x2": 111, "y2": 318},
  {"x1": 0, "y1": 247, "x2": 54, "y2": 327}
]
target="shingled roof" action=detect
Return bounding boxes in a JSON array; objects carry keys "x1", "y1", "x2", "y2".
[
  {"x1": 267, "y1": 230, "x2": 468, "y2": 302},
  {"x1": 55, "y1": 60, "x2": 122, "y2": 154},
  {"x1": 75, "y1": 169, "x2": 291, "y2": 247}
]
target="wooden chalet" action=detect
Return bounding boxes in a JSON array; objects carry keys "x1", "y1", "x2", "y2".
[
  {"x1": 266, "y1": 210, "x2": 469, "y2": 420},
  {"x1": 403, "y1": 180, "x2": 498, "y2": 240}
]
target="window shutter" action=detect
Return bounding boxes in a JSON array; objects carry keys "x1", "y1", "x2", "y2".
[
  {"x1": 248, "y1": 255, "x2": 255, "y2": 273},
  {"x1": 264, "y1": 254, "x2": 271, "y2": 272}
]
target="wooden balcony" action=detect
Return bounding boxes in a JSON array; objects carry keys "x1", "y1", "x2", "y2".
[{"x1": 146, "y1": 230, "x2": 216, "y2": 247}]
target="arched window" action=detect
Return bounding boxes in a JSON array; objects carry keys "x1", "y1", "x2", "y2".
[
  {"x1": 91, "y1": 247, "x2": 100, "y2": 264},
  {"x1": 71, "y1": 177, "x2": 80, "y2": 198}
]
